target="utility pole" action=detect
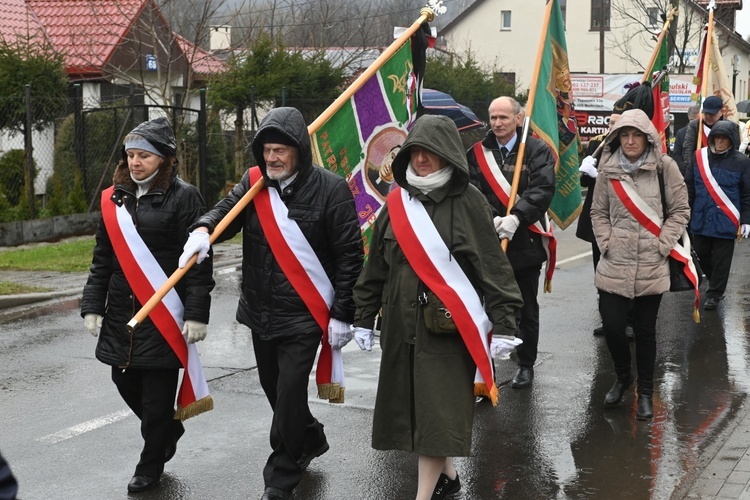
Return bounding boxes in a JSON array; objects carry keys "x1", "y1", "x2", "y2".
[{"x1": 599, "y1": 0, "x2": 607, "y2": 73}]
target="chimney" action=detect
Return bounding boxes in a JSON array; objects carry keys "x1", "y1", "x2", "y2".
[{"x1": 210, "y1": 25, "x2": 231, "y2": 51}]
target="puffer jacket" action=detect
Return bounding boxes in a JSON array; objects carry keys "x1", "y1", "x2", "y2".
[
  {"x1": 591, "y1": 109, "x2": 690, "y2": 298},
  {"x1": 684, "y1": 120, "x2": 750, "y2": 239},
  {"x1": 191, "y1": 107, "x2": 363, "y2": 339},
  {"x1": 466, "y1": 128, "x2": 556, "y2": 271},
  {"x1": 81, "y1": 159, "x2": 214, "y2": 369}
]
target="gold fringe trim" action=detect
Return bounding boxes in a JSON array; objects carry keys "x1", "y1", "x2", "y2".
[
  {"x1": 317, "y1": 383, "x2": 345, "y2": 404},
  {"x1": 693, "y1": 307, "x2": 701, "y2": 324},
  {"x1": 174, "y1": 395, "x2": 214, "y2": 421},
  {"x1": 544, "y1": 278, "x2": 552, "y2": 293},
  {"x1": 474, "y1": 383, "x2": 499, "y2": 407}
]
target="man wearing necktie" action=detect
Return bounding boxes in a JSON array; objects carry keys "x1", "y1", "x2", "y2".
[{"x1": 466, "y1": 96, "x2": 556, "y2": 389}]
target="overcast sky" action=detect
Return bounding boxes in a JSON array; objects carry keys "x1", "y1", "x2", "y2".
[{"x1": 737, "y1": 5, "x2": 750, "y2": 39}]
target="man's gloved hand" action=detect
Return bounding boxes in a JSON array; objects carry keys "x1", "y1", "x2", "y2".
[
  {"x1": 353, "y1": 327, "x2": 374, "y2": 351},
  {"x1": 578, "y1": 155, "x2": 598, "y2": 178},
  {"x1": 489, "y1": 335, "x2": 523, "y2": 360},
  {"x1": 179, "y1": 230, "x2": 210, "y2": 268},
  {"x1": 182, "y1": 320, "x2": 208, "y2": 344},
  {"x1": 84, "y1": 313, "x2": 103, "y2": 337},
  {"x1": 328, "y1": 318, "x2": 353, "y2": 350},
  {"x1": 742, "y1": 224, "x2": 750, "y2": 238},
  {"x1": 493, "y1": 214, "x2": 520, "y2": 240}
]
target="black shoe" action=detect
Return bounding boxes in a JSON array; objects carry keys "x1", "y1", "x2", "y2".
[
  {"x1": 636, "y1": 394, "x2": 653, "y2": 420},
  {"x1": 704, "y1": 297, "x2": 721, "y2": 310},
  {"x1": 511, "y1": 366, "x2": 534, "y2": 389},
  {"x1": 593, "y1": 326, "x2": 605, "y2": 336},
  {"x1": 432, "y1": 472, "x2": 461, "y2": 499},
  {"x1": 127, "y1": 475, "x2": 160, "y2": 493},
  {"x1": 625, "y1": 326, "x2": 635, "y2": 339},
  {"x1": 164, "y1": 420, "x2": 185, "y2": 463},
  {"x1": 261, "y1": 486, "x2": 291, "y2": 500},
  {"x1": 297, "y1": 440, "x2": 330, "y2": 470},
  {"x1": 604, "y1": 375, "x2": 633, "y2": 406}
]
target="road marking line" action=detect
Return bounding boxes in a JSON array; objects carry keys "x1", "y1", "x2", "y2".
[
  {"x1": 37, "y1": 409, "x2": 133, "y2": 444},
  {"x1": 556, "y1": 251, "x2": 593, "y2": 266}
]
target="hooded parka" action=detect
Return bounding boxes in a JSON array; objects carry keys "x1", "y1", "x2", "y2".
[
  {"x1": 685, "y1": 120, "x2": 750, "y2": 239},
  {"x1": 353, "y1": 114, "x2": 523, "y2": 456},
  {"x1": 591, "y1": 109, "x2": 690, "y2": 298},
  {"x1": 81, "y1": 120, "x2": 214, "y2": 370},
  {"x1": 190, "y1": 107, "x2": 363, "y2": 339}
]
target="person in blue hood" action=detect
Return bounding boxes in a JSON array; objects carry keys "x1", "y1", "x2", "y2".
[{"x1": 684, "y1": 120, "x2": 750, "y2": 310}]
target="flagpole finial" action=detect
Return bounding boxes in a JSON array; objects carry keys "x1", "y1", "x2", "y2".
[
  {"x1": 707, "y1": 0, "x2": 716, "y2": 11},
  {"x1": 420, "y1": 7, "x2": 436, "y2": 22},
  {"x1": 425, "y1": 0, "x2": 447, "y2": 17}
]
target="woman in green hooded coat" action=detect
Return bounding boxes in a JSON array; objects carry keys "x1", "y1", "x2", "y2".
[{"x1": 352, "y1": 114, "x2": 523, "y2": 499}]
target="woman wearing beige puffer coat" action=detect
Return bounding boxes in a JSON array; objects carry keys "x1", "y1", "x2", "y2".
[{"x1": 591, "y1": 108, "x2": 690, "y2": 420}]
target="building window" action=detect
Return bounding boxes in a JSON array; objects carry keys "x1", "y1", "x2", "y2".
[
  {"x1": 501, "y1": 10, "x2": 511, "y2": 30},
  {"x1": 591, "y1": 0, "x2": 610, "y2": 30},
  {"x1": 647, "y1": 7, "x2": 660, "y2": 28}
]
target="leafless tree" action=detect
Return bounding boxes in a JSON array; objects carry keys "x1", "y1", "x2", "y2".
[{"x1": 608, "y1": 0, "x2": 704, "y2": 74}]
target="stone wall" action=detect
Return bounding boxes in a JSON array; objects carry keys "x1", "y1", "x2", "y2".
[{"x1": 0, "y1": 212, "x2": 100, "y2": 247}]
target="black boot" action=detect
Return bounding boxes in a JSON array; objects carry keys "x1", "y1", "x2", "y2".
[
  {"x1": 604, "y1": 374, "x2": 633, "y2": 406},
  {"x1": 636, "y1": 384, "x2": 654, "y2": 420}
]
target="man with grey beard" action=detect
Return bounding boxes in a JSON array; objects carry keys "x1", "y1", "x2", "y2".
[{"x1": 179, "y1": 107, "x2": 363, "y2": 500}]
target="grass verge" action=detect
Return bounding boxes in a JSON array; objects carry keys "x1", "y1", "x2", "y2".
[{"x1": 0, "y1": 282, "x2": 51, "y2": 294}]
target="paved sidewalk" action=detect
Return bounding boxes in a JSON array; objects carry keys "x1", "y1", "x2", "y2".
[{"x1": 2, "y1": 240, "x2": 750, "y2": 498}]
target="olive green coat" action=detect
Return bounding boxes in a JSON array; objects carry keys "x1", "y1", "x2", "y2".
[{"x1": 353, "y1": 115, "x2": 523, "y2": 456}]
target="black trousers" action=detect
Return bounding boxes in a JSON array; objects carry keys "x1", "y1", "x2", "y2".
[
  {"x1": 111, "y1": 367, "x2": 182, "y2": 477},
  {"x1": 252, "y1": 331, "x2": 326, "y2": 492},
  {"x1": 513, "y1": 265, "x2": 541, "y2": 368},
  {"x1": 693, "y1": 235, "x2": 735, "y2": 299},
  {"x1": 599, "y1": 292, "x2": 662, "y2": 393}
]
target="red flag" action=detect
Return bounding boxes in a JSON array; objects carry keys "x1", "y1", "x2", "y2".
[{"x1": 651, "y1": 84, "x2": 668, "y2": 153}]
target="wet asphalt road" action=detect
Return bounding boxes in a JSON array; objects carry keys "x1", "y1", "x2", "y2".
[{"x1": 1, "y1": 229, "x2": 749, "y2": 499}]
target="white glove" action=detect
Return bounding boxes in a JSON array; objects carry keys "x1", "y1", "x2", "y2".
[
  {"x1": 327, "y1": 318, "x2": 353, "y2": 350},
  {"x1": 84, "y1": 313, "x2": 103, "y2": 337},
  {"x1": 179, "y1": 230, "x2": 210, "y2": 268},
  {"x1": 490, "y1": 335, "x2": 523, "y2": 360},
  {"x1": 742, "y1": 224, "x2": 750, "y2": 238},
  {"x1": 353, "y1": 327, "x2": 374, "y2": 351},
  {"x1": 579, "y1": 155, "x2": 598, "y2": 178},
  {"x1": 493, "y1": 214, "x2": 520, "y2": 240},
  {"x1": 182, "y1": 320, "x2": 208, "y2": 343}
]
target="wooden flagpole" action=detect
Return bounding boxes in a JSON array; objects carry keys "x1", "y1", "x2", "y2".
[
  {"x1": 501, "y1": 0, "x2": 554, "y2": 252},
  {"x1": 127, "y1": 8, "x2": 436, "y2": 331},
  {"x1": 640, "y1": 7, "x2": 678, "y2": 83},
  {"x1": 696, "y1": 2, "x2": 716, "y2": 151}
]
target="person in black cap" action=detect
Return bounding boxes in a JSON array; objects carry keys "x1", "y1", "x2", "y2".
[
  {"x1": 81, "y1": 117, "x2": 215, "y2": 493},
  {"x1": 682, "y1": 95, "x2": 739, "y2": 167},
  {"x1": 180, "y1": 107, "x2": 363, "y2": 500}
]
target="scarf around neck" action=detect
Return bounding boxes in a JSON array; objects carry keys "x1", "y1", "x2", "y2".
[{"x1": 405, "y1": 163, "x2": 454, "y2": 194}]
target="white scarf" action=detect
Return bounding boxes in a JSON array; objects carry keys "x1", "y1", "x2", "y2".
[
  {"x1": 131, "y1": 170, "x2": 160, "y2": 198},
  {"x1": 405, "y1": 163, "x2": 454, "y2": 194}
]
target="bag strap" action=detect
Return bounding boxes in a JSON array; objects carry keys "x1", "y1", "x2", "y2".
[{"x1": 656, "y1": 156, "x2": 667, "y2": 221}]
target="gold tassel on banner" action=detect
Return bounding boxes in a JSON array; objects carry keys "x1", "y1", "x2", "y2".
[
  {"x1": 693, "y1": 307, "x2": 701, "y2": 324},
  {"x1": 474, "y1": 383, "x2": 499, "y2": 406},
  {"x1": 544, "y1": 279, "x2": 552, "y2": 293},
  {"x1": 317, "y1": 383, "x2": 345, "y2": 404},
  {"x1": 174, "y1": 395, "x2": 214, "y2": 421}
]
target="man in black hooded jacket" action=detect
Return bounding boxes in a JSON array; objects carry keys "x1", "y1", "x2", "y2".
[{"x1": 180, "y1": 107, "x2": 363, "y2": 500}]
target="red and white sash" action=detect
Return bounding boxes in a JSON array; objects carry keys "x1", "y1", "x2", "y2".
[
  {"x1": 695, "y1": 148, "x2": 740, "y2": 227},
  {"x1": 101, "y1": 187, "x2": 212, "y2": 420},
  {"x1": 248, "y1": 167, "x2": 344, "y2": 403},
  {"x1": 609, "y1": 178, "x2": 701, "y2": 322},
  {"x1": 472, "y1": 143, "x2": 557, "y2": 292},
  {"x1": 387, "y1": 187, "x2": 498, "y2": 405}
]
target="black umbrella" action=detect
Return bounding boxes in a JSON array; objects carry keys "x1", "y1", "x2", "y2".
[
  {"x1": 736, "y1": 99, "x2": 750, "y2": 113},
  {"x1": 421, "y1": 89, "x2": 484, "y2": 131}
]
